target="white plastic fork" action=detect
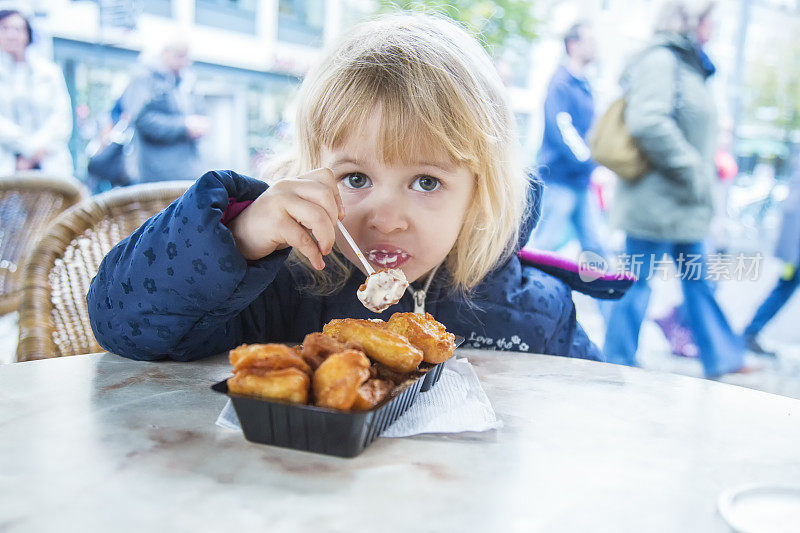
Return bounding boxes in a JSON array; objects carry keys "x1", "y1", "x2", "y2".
[{"x1": 337, "y1": 220, "x2": 375, "y2": 275}]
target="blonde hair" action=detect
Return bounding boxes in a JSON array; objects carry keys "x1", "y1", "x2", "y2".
[
  {"x1": 271, "y1": 13, "x2": 528, "y2": 295},
  {"x1": 653, "y1": 0, "x2": 715, "y2": 35}
]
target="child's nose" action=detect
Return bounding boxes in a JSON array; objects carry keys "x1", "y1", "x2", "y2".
[{"x1": 366, "y1": 193, "x2": 409, "y2": 234}]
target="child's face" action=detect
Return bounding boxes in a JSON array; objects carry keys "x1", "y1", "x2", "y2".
[{"x1": 321, "y1": 111, "x2": 475, "y2": 284}]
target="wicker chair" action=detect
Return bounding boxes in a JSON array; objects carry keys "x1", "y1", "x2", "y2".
[
  {"x1": 16, "y1": 180, "x2": 194, "y2": 361},
  {"x1": 0, "y1": 173, "x2": 88, "y2": 316}
]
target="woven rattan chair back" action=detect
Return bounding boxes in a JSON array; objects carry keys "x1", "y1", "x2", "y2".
[
  {"x1": 0, "y1": 173, "x2": 88, "y2": 316},
  {"x1": 16, "y1": 180, "x2": 193, "y2": 361}
]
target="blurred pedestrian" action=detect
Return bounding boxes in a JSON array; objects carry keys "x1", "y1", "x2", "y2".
[
  {"x1": 0, "y1": 8, "x2": 73, "y2": 177},
  {"x1": 603, "y1": 1, "x2": 754, "y2": 378},
  {"x1": 121, "y1": 38, "x2": 208, "y2": 182},
  {"x1": 85, "y1": 93, "x2": 135, "y2": 193},
  {"x1": 654, "y1": 125, "x2": 740, "y2": 359},
  {"x1": 743, "y1": 154, "x2": 800, "y2": 357},
  {"x1": 526, "y1": 22, "x2": 606, "y2": 259}
]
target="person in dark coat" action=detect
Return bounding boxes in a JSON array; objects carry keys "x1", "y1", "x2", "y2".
[
  {"x1": 87, "y1": 16, "x2": 630, "y2": 363},
  {"x1": 527, "y1": 22, "x2": 606, "y2": 258},
  {"x1": 121, "y1": 38, "x2": 208, "y2": 182}
]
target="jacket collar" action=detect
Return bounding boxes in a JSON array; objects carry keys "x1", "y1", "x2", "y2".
[{"x1": 651, "y1": 32, "x2": 715, "y2": 79}]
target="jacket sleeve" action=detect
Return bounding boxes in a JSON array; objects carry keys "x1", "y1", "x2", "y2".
[
  {"x1": 0, "y1": 114, "x2": 25, "y2": 152},
  {"x1": 87, "y1": 170, "x2": 289, "y2": 361},
  {"x1": 543, "y1": 82, "x2": 596, "y2": 174},
  {"x1": 123, "y1": 74, "x2": 189, "y2": 144},
  {"x1": 134, "y1": 98, "x2": 190, "y2": 144},
  {"x1": 546, "y1": 294, "x2": 603, "y2": 361},
  {"x1": 624, "y1": 48, "x2": 705, "y2": 196},
  {"x1": 16, "y1": 64, "x2": 73, "y2": 158},
  {"x1": 509, "y1": 261, "x2": 603, "y2": 361}
]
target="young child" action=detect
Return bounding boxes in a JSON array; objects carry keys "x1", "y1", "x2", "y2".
[{"x1": 88, "y1": 14, "x2": 606, "y2": 362}]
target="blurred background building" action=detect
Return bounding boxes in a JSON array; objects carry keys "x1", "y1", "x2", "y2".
[
  {"x1": 17, "y1": 0, "x2": 373, "y2": 178},
  {"x1": 10, "y1": 0, "x2": 799, "y2": 186}
]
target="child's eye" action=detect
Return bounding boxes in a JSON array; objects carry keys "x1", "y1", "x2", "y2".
[
  {"x1": 411, "y1": 175, "x2": 440, "y2": 192},
  {"x1": 342, "y1": 173, "x2": 371, "y2": 189}
]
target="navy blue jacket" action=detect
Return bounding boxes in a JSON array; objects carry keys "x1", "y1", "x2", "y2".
[
  {"x1": 538, "y1": 64, "x2": 597, "y2": 189},
  {"x1": 87, "y1": 170, "x2": 601, "y2": 362}
]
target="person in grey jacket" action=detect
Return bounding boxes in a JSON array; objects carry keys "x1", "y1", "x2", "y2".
[
  {"x1": 121, "y1": 38, "x2": 208, "y2": 182},
  {"x1": 603, "y1": 1, "x2": 750, "y2": 377}
]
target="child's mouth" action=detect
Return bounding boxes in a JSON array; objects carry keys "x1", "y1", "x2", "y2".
[{"x1": 366, "y1": 248, "x2": 410, "y2": 269}]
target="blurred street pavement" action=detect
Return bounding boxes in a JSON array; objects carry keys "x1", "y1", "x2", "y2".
[{"x1": 576, "y1": 253, "x2": 800, "y2": 400}]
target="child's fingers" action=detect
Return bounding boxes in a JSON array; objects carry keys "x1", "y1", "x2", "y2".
[
  {"x1": 284, "y1": 199, "x2": 337, "y2": 255},
  {"x1": 282, "y1": 222, "x2": 326, "y2": 271},
  {"x1": 296, "y1": 182, "x2": 342, "y2": 229},
  {"x1": 306, "y1": 167, "x2": 345, "y2": 220}
]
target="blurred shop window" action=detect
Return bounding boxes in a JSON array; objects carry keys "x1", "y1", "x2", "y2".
[
  {"x1": 246, "y1": 83, "x2": 299, "y2": 174},
  {"x1": 277, "y1": 0, "x2": 325, "y2": 46},
  {"x1": 141, "y1": 0, "x2": 173, "y2": 17},
  {"x1": 75, "y1": 0, "x2": 171, "y2": 23},
  {"x1": 195, "y1": 0, "x2": 257, "y2": 34},
  {"x1": 66, "y1": 61, "x2": 135, "y2": 181},
  {"x1": 81, "y1": 0, "x2": 138, "y2": 30}
]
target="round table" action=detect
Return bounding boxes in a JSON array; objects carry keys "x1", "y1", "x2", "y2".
[{"x1": 1, "y1": 350, "x2": 798, "y2": 532}]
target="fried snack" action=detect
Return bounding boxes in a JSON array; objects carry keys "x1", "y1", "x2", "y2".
[
  {"x1": 300, "y1": 332, "x2": 364, "y2": 370},
  {"x1": 228, "y1": 367, "x2": 310, "y2": 403},
  {"x1": 351, "y1": 379, "x2": 394, "y2": 410},
  {"x1": 387, "y1": 312, "x2": 456, "y2": 364},
  {"x1": 323, "y1": 318, "x2": 423, "y2": 373},
  {"x1": 227, "y1": 344, "x2": 312, "y2": 403},
  {"x1": 229, "y1": 343, "x2": 311, "y2": 375},
  {"x1": 312, "y1": 350, "x2": 371, "y2": 410},
  {"x1": 373, "y1": 361, "x2": 409, "y2": 384}
]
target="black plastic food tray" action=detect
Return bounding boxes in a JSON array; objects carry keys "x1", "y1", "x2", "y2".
[
  {"x1": 212, "y1": 375, "x2": 425, "y2": 457},
  {"x1": 212, "y1": 335, "x2": 464, "y2": 457}
]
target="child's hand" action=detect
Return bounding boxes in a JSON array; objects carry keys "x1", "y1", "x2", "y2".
[{"x1": 229, "y1": 168, "x2": 345, "y2": 270}]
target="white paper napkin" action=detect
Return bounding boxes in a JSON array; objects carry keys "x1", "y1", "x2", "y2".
[
  {"x1": 215, "y1": 357, "x2": 501, "y2": 437},
  {"x1": 381, "y1": 357, "x2": 502, "y2": 437}
]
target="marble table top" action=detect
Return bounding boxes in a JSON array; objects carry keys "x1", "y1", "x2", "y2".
[{"x1": 1, "y1": 350, "x2": 799, "y2": 532}]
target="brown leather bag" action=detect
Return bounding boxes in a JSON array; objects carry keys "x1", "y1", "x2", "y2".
[
  {"x1": 589, "y1": 97, "x2": 648, "y2": 181},
  {"x1": 591, "y1": 45, "x2": 683, "y2": 182}
]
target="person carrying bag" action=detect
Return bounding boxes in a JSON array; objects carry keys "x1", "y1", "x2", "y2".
[
  {"x1": 590, "y1": 45, "x2": 682, "y2": 182},
  {"x1": 602, "y1": 0, "x2": 754, "y2": 379},
  {"x1": 87, "y1": 114, "x2": 134, "y2": 188}
]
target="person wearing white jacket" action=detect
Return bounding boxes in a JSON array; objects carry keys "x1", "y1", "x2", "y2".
[{"x1": 0, "y1": 9, "x2": 73, "y2": 177}]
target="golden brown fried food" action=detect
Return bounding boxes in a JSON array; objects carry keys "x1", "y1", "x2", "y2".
[
  {"x1": 373, "y1": 361, "x2": 409, "y2": 384},
  {"x1": 229, "y1": 343, "x2": 311, "y2": 375},
  {"x1": 312, "y1": 350, "x2": 371, "y2": 410},
  {"x1": 351, "y1": 379, "x2": 394, "y2": 410},
  {"x1": 323, "y1": 318, "x2": 423, "y2": 372},
  {"x1": 300, "y1": 332, "x2": 364, "y2": 370},
  {"x1": 387, "y1": 312, "x2": 456, "y2": 364},
  {"x1": 227, "y1": 367, "x2": 310, "y2": 403}
]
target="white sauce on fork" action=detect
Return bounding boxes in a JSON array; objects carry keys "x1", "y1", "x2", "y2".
[{"x1": 357, "y1": 268, "x2": 409, "y2": 313}]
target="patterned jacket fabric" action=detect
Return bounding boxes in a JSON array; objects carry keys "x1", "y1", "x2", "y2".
[{"x1": 87, "y1": 170, "x2": 601, "y2": 362}]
